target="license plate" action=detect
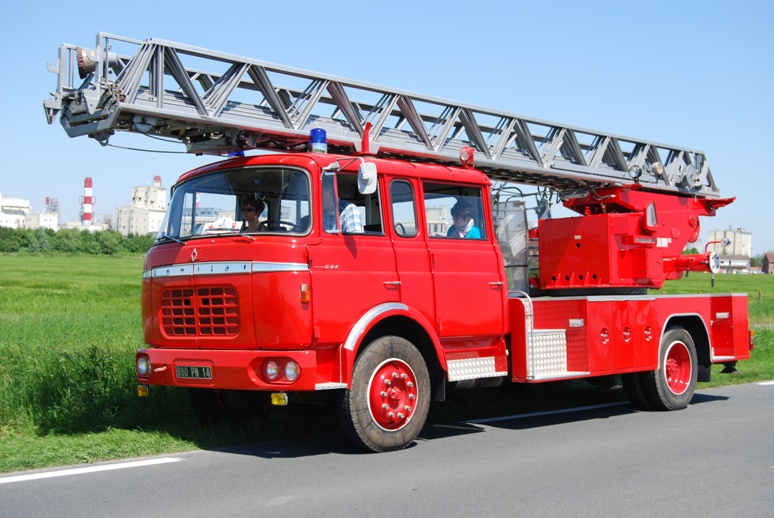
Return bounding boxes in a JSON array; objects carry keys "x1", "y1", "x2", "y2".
[{"x1": 175, "y1": 365, "x2": 212, "y2": 379}]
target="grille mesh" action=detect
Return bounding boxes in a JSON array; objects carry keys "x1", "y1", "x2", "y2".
[{"x1": 160, "y1": 286, "x2": 239, "y2": 337}]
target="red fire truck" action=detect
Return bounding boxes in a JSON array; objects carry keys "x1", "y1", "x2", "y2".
[{"x1": 45, "y1": 34, "x2": 752, "y2": 452}]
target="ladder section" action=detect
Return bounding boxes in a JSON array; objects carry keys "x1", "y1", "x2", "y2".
[{"x1": 44, "y1": 33, "x2": 719, "y2": 196}]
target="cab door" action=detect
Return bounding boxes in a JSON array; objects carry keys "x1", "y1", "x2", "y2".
[{"x1": 422, "y1": 181, "x2": 505, "y2": 340}]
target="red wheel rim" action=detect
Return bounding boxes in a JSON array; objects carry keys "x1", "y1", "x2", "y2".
[
  {"x1": 367, "y1": 358, "x2": 419, "y2": 431},
  {"x1": 664, "y1": 341, "x2": 691, "y2": 395}
]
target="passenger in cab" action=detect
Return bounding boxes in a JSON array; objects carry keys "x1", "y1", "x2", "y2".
[
  {"x1": 447, "y1": 199, "x2": 481, "y2": 239},
  {"x1": 322, "y1": 178, "x2": 364, "y2": 233}
]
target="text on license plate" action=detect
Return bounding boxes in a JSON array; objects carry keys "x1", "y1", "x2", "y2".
[{"x1": 175, "y1": 365, "x2": 212, "y2": 379}]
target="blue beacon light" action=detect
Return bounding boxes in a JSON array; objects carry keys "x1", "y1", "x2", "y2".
[{"x1": 309, "y1": 128, "x2": 327, "y2": 153}]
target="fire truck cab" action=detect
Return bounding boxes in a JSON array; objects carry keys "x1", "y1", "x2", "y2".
[{"x1": 138, "y1": 152, "x2": 517, "y2": 451}]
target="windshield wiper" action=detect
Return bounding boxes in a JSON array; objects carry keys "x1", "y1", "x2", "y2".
[{"x1": 156, "y1": 233, "x2": 183, "y2": 244}]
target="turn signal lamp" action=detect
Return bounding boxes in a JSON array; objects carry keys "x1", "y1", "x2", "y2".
[
  {"x1": 271, "y1": 393, "x2": 289, "y2": 406},
  {"x1": 137, "y1": 385, "x2": 149, "y2": 397},
  {"x1": 300, "y1": 283, "x2": 311, "y2": 303}
]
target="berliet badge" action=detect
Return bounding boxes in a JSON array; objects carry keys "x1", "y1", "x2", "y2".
[{"x1": 191, "y1": 248, "x2": 198, "y2": 262}]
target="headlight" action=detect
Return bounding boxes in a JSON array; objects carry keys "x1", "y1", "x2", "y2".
[
  {"x1": 264, "y1": 360, "x2": 280, "y2": 381},
  {"x1": 284, "y1": 361, "x2": 300, "y2": 382},
  {"x1": 137, "y1": 357, "x2": 151, "y2": 377}
]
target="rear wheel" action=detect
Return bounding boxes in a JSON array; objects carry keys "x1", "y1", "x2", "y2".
[
  {"x1": 642, "y1": 327, "x2": 698, "y2": 410},
  {"x1": 339, "y1": 336, "x2": 430, "y2": 452}
]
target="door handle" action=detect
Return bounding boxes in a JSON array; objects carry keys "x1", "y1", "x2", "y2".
[
  {"x1": 383, "y1": 281, "x2": 402, "y2": 287},
  {"x1": 489, "y1": 281, "x2": 504, "y2": 287}
]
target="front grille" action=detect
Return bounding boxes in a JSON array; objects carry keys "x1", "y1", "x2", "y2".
[{"x1": 160, "y1": 286, "x2": 240, "y2": 337}]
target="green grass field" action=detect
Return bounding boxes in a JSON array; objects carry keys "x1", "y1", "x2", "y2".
[{"x1": 0, "y1": 256, "x2": 771, "y2": 473}]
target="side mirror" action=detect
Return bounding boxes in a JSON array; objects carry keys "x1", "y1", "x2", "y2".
[{"x1": 358, "y1": 162, "x2": 377, "y2": 194}]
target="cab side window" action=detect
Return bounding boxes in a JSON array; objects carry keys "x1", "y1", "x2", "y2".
[
  {"x1": 323, "y1": 173, "x2": 383, "y2": 235},
  {"x1": 423, "y1": 182, "x2": 486, "y2": 240}
]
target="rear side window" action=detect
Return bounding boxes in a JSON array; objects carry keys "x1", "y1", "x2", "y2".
[{"x1": 422, "y1": 182, "x2": 486, "y2": 240}]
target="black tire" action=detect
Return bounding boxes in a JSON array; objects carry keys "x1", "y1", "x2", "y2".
[
  {"x1": 188, "y1": 388, "x2": 271, "y2": 423},
  {"x1": 339, "y1": 336, "x2": 431, "y2": 452},
  {"x1": 621, "y1": 372, "x2": 652, "y2": 410},
  {"x1": 642, "y1": 327, "x2": 698, "y2": 410}
]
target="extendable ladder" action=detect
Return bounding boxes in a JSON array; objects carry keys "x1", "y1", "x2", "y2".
[{"x1": 44, "y1": 33, "x2": 719, "y2": 197}]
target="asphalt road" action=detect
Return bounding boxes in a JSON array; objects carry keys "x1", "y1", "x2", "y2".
[{"x1": 2, "y1": 382, "x2": 773, "y2": 518}]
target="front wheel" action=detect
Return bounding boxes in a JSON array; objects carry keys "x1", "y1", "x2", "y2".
[
  {"x1": 642, "y1": 327, "x2": 698, "y2": 410},
  {"x1": 339, "y1": 336, "x2": 431, "y2": 452}
]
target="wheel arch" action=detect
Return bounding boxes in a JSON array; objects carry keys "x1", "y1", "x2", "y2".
[
  {"x1": 342, "y1": 304, "x2": 447, "y2": 402},
  {"x1": 663, "y1": 314, "x2": 711, "y2": 382}
]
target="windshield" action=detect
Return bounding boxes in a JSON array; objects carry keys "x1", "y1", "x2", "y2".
[{"x1": 156, "y1": 166, "x2": 311, "y2": 241}]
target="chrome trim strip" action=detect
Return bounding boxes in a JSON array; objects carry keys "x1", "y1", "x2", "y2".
[
  {"x1": 315, "y1": 382, "x2": 348, "y2": 390},
  {"x1": 344, "y1": 302, "x2": 409, "y2": 351},
  {"x1": 252, "y1": 261, "x2": 309, "y2": 272},
  {"x1": 143, "y1": 261, "x2": 309, "y2": 278},
  {"x1": 194, "y1": 262, "x2": 252, "y2": 275},
  {"x1": 149, "y1": 265, "x2": 194, "y2": 278}
]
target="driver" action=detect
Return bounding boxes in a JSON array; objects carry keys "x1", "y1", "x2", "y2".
[{"x1": 241, "y1": 198, "x2": 265, "y2": 233}]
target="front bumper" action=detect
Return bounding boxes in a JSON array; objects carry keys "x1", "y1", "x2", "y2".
[{"x1": 136, "y1": 348, "x2": 319, "y2": 391}]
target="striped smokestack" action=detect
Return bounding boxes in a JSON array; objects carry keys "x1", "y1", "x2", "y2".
[{"x1": 82, "y1": 177, "x2": 93, "y2": 225}]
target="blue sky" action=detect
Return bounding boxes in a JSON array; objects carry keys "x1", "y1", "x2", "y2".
[{"x1": 3, "y1": 0, "x2": 773, "y2": 253}]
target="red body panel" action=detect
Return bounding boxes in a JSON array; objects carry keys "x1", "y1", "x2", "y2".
[{"x1": 509, "y1": 293, "x2": 749, "y2": 383}]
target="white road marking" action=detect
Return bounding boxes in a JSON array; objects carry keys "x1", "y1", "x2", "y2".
[
  {"x1": 469, "y1": 402, "x2": 628, "y2": 425},
  {"x1": 0, "y1": 457, "x2": 183, "y2": 485},
  {"x1": 758, "y1": 380, "x2": 774, "y2": 386}
]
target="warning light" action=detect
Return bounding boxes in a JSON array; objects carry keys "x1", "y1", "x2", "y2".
[
  {"x1": 310, "y1": 128, "x2": 327, "y2": 153},
  {"x1": 460, "y1": 146, "x2": 475, "y2": 168}
]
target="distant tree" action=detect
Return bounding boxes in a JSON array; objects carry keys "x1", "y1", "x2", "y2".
[
  {"x1": 97, "y1": 230, "x2": 121, "y2": 255},
  {"x1": 0, "y1": 227, "x2": 22, "y2": 253},
  {"x1": 750, "y1": 254, "x2": 763, "y2": 267},
  {"x1": 78, "y1": 230, "x2": 101, "y2": 254},
  {"x1": 0, "y1": 227, "x2": 155, "y2": 256},
  {"x1": 53, "y1": 228, "x2": 81, "y2": 254},
  {"x1": 683, "y1": 247, "x2": 699, "y2": 255},
  {"x1": 121, "y1": 233, "x2": 155, "y2": 254}
]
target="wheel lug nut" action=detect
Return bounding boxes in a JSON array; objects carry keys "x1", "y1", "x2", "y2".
[
  {"x1": 382, "y1": 404, "x2": 389, "y2": 409},
  {"x1": 380, "y1": 391, "x2": 387, "y2": 397},
  {"x1": 407, "y1": 382, "x2": 414, "y2": 388},
  {"x1": 392, "y1": 372, "x2": 399, "y2": 378},
  {"x1": 409, "y1": 394, "x2": 416, "y2": 400},
  {"x1": 401, "y1": 373, "x2": 408, "y2": 379},
  {"x1": 405, "y1": 406, "x2": 412, "y2": 412},
  {"x1": 385, "y1": 379, "x2": 391, "y2": 386},
  {"x1": 389, "y1": 412, "x2": 395, "y2": 418},
  {"x1": 398, "y1": 413, "x2": 405, "y2": 419}
]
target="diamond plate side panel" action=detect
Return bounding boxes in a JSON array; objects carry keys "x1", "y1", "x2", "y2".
[
  {"x1": 527, "y1": 329, "x2": 568, "y2": 378},
  {"x1": 447, "y1": 357, "x2": 505, "y2": 382}
]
